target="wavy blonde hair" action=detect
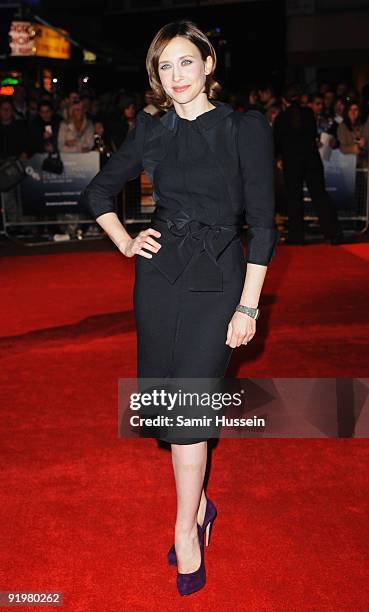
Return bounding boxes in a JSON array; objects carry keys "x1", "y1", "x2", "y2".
[{"x1": 146, "y1": 20, "x2": 218, "y2": 111}]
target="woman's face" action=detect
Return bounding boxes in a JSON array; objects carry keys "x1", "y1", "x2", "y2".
[
  {"x1": 94, "y1": 121, "x2": 104, "y2": 136},
  {"x1": 123, "y1": 104, "x2": 136, "y2": 119},
  {"x1": 158, "y1": 36, "x2": 212, "y2": 104},
  {"x1": 71, "y1": 103, "x2": 84, "y2": 122},
  {"x1": 248, "y1": 90, "x2": 258, "y2": 105},
  {"x1": 348, "y1": 105, "x2": 359, "y2": 123},
  {"x1": 334, "y1": 99, "x2": 345, "y2": 116}
]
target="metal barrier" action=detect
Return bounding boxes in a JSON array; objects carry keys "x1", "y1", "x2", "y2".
[
  {"x1": 2, "y1": 160, "x2": 368, "y2": 247},
  {"x1": 0, "y1": 151, "x2": 105, "y2": 246},
  {"x1": 303, "y1": 167, "x2": 369, "y2": 233}
]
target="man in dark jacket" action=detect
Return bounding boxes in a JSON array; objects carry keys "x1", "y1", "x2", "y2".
[
  {"x1": 273, "y1": 84, "x2": 343, "y2": 244},
  {"x1": 27, "y1": 100, "x2": 61, "y2": 155},
  {"x1": 0, "y1": 98, "x2": 28, "y2": 160}
]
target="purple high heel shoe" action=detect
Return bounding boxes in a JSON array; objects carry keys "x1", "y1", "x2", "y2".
[
  {"x1": 176, "y1": 522, "x2": 205, "y2": 596},
  {"x1": 168, "y1": 497, "x2": 217, "y2": 566}
]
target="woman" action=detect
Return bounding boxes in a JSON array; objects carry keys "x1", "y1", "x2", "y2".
[
  {"x1": 57, "y1": 100, "x2": 94, "y2": 153},
  {"x1": 81, "y1": 20, "x2": 278, "y2": 596},
  {"x1": 337, "y1": 101, "x2": 369, "y2": 168}
]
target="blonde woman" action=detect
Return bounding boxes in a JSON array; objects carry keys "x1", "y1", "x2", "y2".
[
  {"x1": 58, "y1": 100, "x2": 94, "y2": 153},
  {"x1": 81, "y1": 20, "x2": 278, "y2": 596}
]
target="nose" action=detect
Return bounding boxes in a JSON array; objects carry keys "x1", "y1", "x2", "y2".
[{"x1": 172, "y1": 65, "x2": 185, "y2": 83}]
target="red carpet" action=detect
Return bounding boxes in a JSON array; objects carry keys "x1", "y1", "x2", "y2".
[{"x1": 1, "y1": 242, "x2": 369, "y2": 610}]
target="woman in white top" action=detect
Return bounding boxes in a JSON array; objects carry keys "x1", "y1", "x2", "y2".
[{"x1": 57, "y1": 101, "x2": 94, "y2": 153}]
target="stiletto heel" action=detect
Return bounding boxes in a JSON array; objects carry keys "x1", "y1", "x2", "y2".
[
  {"x1": 176, "y1": 523, "x2": 205, "y2": 596},
  {"x1": 167, "y1": 497, "x2": 217, "y2": 566},
  {"x1": 205, "y1": 521, "x2": 212, "y2": 546}
]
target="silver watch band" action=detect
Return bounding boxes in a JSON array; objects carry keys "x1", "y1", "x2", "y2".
[{"x1": 235, "y1": 304, "x2": 260, "y2": 320}]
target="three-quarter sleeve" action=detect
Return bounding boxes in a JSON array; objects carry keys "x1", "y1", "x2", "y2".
[
  {"x1": 80, "y1": 110, "x2": 150, "y2": 220},
  {"x1": 237, "y1": 109, "x2": 279, "y2": 265}
]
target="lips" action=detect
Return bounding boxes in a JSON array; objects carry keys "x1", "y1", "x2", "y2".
[{"x1": 173, "y1": 85, "x2": 190, "y2": 93}]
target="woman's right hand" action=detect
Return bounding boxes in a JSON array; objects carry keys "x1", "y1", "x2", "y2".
[{"x1": 120, "y1": 228, "x2": 162, "y2": 258}]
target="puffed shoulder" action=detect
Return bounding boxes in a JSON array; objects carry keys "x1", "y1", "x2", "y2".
[
  {"x1": 236, "y1": 108, "x2": 274, "y2": 170},
  {"x1": 135, "y1": 108, "x2": 152, "y2": 127},
  {"x1": 236, "y1": 109, "x2": 273, "y2": 145},
  {"x1": 136, "y1": 109, "x2": 157, "y2": 126}
]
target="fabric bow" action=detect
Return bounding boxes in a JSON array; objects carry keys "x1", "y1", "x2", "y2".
[{"x1": 150, "y1": 209, "x2": 242, "y2": 292}]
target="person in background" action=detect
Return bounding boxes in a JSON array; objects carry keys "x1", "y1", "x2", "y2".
[
  {"x1": 300, "y1": 92, "x2": 309, "y2": 107},
  {"x1": 273, "y1": 84, "x2": 343, "y2": 245},
  {"x1": 80, "y1": 94, "x2": 94, "y2": 121},
  {"x1": 244, "y1": 86, "x2": 259, "y2": 110},
  {"x1": 58, "y1": 100, "x2": 95, "y2": 153},
  {"x1": 142, "y1": 88, "x2": 161, "y2": 117},
  {"x1": 105, "y1": 95, "x2": 137, "y2": 151},
  {"x1": 0, "y1": 98, "x2": 28, "y2": 159},
  {"x1": 258, "y1": 84, "x2": 276, "y2": 112},
  {"x1": 309, "y1": 92, "x2": 331, "y2": 138},
  {"x1": 360, "y1": 83, "x2": 369, "y2": 123},
  {"x1": 327, "y1": 96, "x2": 345, "y2": 149},
  {"x1": 0, "y1": 98, "x2": 28, "y2": 224},
  {"x1": 27, "y1": 99, "x2": 39, "y2": 123},
  {"x1": 59, "y1": 91, "x2": 80, "y2": 122},
  {"x1": 323, "y1": 89, "x2": 335, "y2": 119},
  {"x1": 89, "y1": 98, "x2": 101, "y2": 122},
  {"x1": 11, "y1": 84, "x2": 28, "y2": 121},
  {"x1": 266, "y1": 103, "x2": 281, "y2": 127},
  {"x1": 92, "y1": 117, "x2": 113, "y2": 158},
  {"x1": 336, "y1": 82, "x2": 348, "y2": 97},
  {"x1": 337, "y1": 101, "x2": 369, "y2": 168},
  {"x1": 28, "y1": 101, "x2": 60, "y2": 155},
  {"x1": 228, "y1": 92, "x2": 246, "y2": 113},
  {"x1": 319, "y1": 82, "x2": 331, "y2": 95}
]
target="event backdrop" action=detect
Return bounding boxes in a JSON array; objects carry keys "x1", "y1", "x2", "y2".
[{"x1": 21, "y1": 152, "x2": 100, "y2": 214}]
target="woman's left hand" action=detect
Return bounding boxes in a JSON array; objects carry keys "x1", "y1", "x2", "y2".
[{"x1": 226, "y1": 311, "x2": 256, "y2": 348}]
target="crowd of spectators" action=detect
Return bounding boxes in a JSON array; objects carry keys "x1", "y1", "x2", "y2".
[
  {"x1": 0, "y1": 84, "x2": 163, "y2": 163},
  {"x1": 1, "y1": 78, "x2": 368, "y2": 239},
  {"x1": 2, "y1": 79, "x2": 369, "y2": 163}
]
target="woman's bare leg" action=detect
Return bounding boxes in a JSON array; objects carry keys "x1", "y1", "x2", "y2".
[{"x1": 171, "y1": 441, "x2": 208, "y2": 573}]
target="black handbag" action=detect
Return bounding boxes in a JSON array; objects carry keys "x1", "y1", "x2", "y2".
[
  {"x1": 0, "y1": 157, "x2": 26, "y2": 192},
  {"x1": 42, "y1": 151, "x2": 64, "y2": 175}
]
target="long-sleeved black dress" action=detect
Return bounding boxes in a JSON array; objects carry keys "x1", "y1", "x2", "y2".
[{"x1": 81, "y1": 99, "x2": 278, "y2": 444}]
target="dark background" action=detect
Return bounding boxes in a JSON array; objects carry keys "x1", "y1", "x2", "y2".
[{"x1": 0, "y1": 0, "x2": 286, "y2": 94}]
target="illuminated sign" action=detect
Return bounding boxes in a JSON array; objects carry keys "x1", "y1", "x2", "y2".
[
  {"x1": 8, "y1": 21, "x2": 35, "y2": 56},
  {"x1": 34, "y1": 25, "x2": 71, "y2": 60},
  {"x1": 8, "y1": 21, "x2": 71, "y2": 59},
  {"x1": 0, "y1": 85, "x2": 14, "y2": 96}
]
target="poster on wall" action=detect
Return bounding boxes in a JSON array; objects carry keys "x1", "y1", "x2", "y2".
[{"x1": 20, "y1": 152, "x2": 100, "y2": 214}]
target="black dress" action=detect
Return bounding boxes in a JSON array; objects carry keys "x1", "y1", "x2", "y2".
[{"x1": 80, "y1": 100, "x2": 279, "y2": 444}]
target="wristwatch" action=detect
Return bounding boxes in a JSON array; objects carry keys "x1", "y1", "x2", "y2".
[{"x1": 235, "y1": 304, "x2": 260, "y2": 320}]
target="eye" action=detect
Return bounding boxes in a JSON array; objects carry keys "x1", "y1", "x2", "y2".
[{"x1": 159, "y1": 59, "x2": 193, "y2": 70}]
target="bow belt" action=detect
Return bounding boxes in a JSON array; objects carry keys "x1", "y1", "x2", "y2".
[{"x1": 149, "y1": 208, "x2": 244, "y2": 292}]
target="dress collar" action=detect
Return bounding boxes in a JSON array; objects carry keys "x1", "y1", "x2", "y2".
[{"x1": 159, "y1": 99, "x2": 234, "y2": 131}]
